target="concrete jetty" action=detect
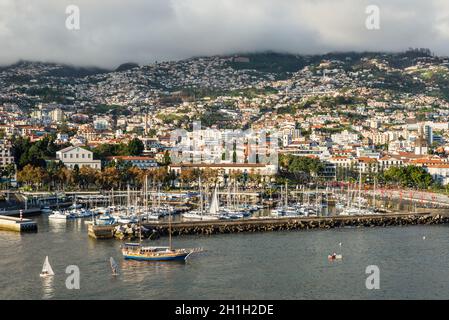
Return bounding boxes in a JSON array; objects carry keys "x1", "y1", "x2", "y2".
[
  {"x1": 87, "y1": 222, "x2": 117, "y2": 239},
  {"x1": 0, "y1": 215, "x2": 38, "y2": 232}
]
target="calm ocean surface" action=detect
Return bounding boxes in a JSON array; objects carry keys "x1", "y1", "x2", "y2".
[{"x1": 1, "y1": 215, "x2": 449, "y2": 300}]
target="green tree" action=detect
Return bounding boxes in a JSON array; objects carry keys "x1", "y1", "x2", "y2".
[
  {"x1": 381, "y1": 165, "x2": 433, "y2": 189},
  {"x1": 127, "y1": 138, "x2": 144, "y2": 156},
  {"x1": 279, "y1": 154, "x2": 325, "y2": 182},
  {"x1": 163, "y1": 150, "x2": 171, "y2": 165}
]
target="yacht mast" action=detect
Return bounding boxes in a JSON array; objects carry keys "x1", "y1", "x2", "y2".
[
  {"x1": 358, "y1": 169, "x2": 362, "y2": 211},
  {"x1": 168, "y1": 207, "x2": 172, "y2": 250}
]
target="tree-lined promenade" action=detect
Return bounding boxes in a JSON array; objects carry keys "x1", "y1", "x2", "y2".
[{"x1": 1, "y1": 133, "x2": 444, "y2": 193}]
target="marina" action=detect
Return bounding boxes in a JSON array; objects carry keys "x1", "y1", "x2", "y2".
[{"x1": 3, "y1": 185, "x2": 449, "y2": 238}]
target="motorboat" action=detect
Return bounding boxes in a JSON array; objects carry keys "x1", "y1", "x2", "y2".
[{"x1": 49, "y1": 211, "x2": 75, "y2": 220}]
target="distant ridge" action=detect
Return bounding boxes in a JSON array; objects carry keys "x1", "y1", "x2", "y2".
[
  {"x1": 0, "y1": 60, "x2": 110, "y2": 78},
  {"x1": 115, "y1": 62, "x2": 139, "y2": 72}
]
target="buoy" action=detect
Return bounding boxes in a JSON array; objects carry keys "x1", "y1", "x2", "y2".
[{"x1": 423, "y1": 236, "x2": 426, "y2": 240}]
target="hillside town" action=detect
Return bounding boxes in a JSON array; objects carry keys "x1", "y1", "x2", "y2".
[{"x1": 1, "y1": 49, "x2": 449, "y2": 190}]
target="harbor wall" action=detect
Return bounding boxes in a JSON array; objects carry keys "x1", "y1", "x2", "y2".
[
  {"x1": 146, "y1": 213, "x2": 449, "y2": 236},
  {"x1": 87, "y1": 213, "x2": 449, "y2": 240}
]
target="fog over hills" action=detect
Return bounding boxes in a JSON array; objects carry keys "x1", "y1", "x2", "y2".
[{"x1": 1, "y1": 0, "x2": 449, "y2": 68}]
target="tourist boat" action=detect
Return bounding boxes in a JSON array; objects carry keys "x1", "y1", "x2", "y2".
[
  {"x1": 121, "y1": 202, "x2": 202, "y2": 262},
  {"x1": 122, "y1": 244, "x2": 194, "y2": 261},
  {"x1": 40, "y1": 256, "x2": 55, "y2": 277}
]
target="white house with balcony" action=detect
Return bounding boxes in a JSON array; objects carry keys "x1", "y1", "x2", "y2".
[{"x1": 56, "y1": 145, "x2": 101, "y2": 170}]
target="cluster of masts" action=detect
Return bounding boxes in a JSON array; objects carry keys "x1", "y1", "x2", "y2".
[
  {"x1": 181, "y1": 177, "x2": 264, "y2": 221},
  {"x1": 271, "y1": 183, "x2": 328, "y2": 217},
  {"x1": 42, "y1": 171, "x2": 386, "y2": 224},
  {"x1": 334, "y1": 171, "x2": 377, "y2": 216},
  {"x1": 45, "y1": 175, "x2": 180, "y2": 224}
]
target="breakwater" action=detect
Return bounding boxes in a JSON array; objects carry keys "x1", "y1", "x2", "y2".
[
  {"x1": 87, "y1": 212, "x2": 449, "y2": 240},
  {"x1": 145, "y1": 213, "x2": 449, "y2": 237}
]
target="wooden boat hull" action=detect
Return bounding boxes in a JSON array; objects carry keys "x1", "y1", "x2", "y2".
[{"x1": 123, "y1": 252, "x2": 189, "y2": 261}]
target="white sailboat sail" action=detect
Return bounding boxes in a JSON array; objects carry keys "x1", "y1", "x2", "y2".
[
  {"x1": 209, "y1": 186, "x2": 219, "y2": 215},
  {"x1": 41, "y1": 256, "x2": 54, "y2": 276}
]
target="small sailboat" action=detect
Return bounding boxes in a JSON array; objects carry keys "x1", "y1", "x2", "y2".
[
  {"x1": 182, "y1": 180, "x2": 221, "y2": 221},
  {"x1": 40, "y1": 256, "x2": 55, "y2": 277},
  {"x1": 110, "y1": 257, "x2": 119, "y2": 276}
]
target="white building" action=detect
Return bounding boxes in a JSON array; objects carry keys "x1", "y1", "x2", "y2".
[
  {"x1": 426, "y1": 164, "x2": 449, "y2": 185},
  {"x1": 56, "y1": 146, "x2": 101, "y2": 170},
  {"x1": 169, "y1": 163, "x2": 277, "y2": 176},
  {"x1": 331, "y1": 130, "x2": 359, "y2": 146},
  {"x1": 93, "y1": 117, "x2": 110, "y2": 131},
  {"x1": 56, "y1": 133, "x2": 69, "y2": 144},
  {"x1": 50, "y1": 108, "x2": 64, "y2": 123},
  {"x1": 0, "y1": 139, "x2": 14, "y2": 167}
]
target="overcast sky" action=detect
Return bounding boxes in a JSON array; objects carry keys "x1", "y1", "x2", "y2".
[{"x1": 1, "y1": 0, "x2": 449, "y2": 68}]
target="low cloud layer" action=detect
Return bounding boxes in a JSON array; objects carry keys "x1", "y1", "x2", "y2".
[{"x1": 1, "y1": 0, "x2": 449, "y2": 68}]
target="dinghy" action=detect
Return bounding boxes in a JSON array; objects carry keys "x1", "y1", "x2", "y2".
[
  {"x1": 327, "y1": 254, "x2": 343, "y2": 260},
  {"x1": 40, "y1": 256, "x2": 55, "y2": 277}
]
